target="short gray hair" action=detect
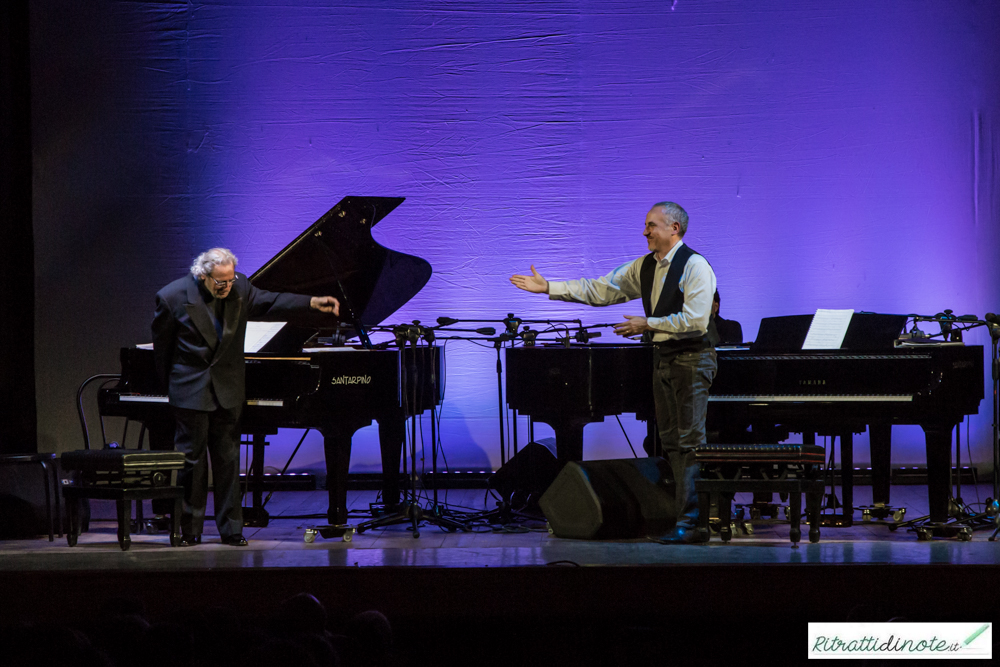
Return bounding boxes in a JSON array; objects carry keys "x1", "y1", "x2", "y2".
[
  {"x1": 652, "y1": 201, "x2": 689, "y2": 237},
  {"x1": 190, "y1": 247, "x2": 238, "y2": 278}
]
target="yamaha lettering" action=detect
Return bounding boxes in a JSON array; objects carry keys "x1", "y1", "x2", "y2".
[{"x1": 330, "y1": 375, "x2": 373, "y2": 385}]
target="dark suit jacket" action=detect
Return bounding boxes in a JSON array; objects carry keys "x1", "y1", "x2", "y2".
[{"x1": 152, "y1": 273, "x2": 313, "y2": 411}]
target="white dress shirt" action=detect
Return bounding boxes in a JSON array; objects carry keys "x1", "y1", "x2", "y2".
[{"x1": 547, "y1": 241, "x2": 717, "y2": 343}]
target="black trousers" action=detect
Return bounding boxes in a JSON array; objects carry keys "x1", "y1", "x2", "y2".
[
  {"x1": 652, "y1": 344, "x2": 717, "y2": 527},
  {"x1": 172, "y1": 404, "x2": 244, "y2": 538}
]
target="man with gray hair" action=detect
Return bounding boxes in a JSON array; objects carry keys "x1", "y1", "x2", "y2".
[
  {"x1": 153, "y1": 247, "x2": 339, "y2": 546},
  {"x1": 510, "y1": 202, "x2": 717, "y2": 544}
]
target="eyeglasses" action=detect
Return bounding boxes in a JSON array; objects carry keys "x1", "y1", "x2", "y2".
[{"x1": 210, "y1": 276, "x2": 237, "y2": 288}]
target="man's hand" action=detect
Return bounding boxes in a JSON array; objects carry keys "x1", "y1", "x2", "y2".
[
  {"x1": 310, "y1": 296, "x2": 340, "y2": 315},
  {"x1": 614, "y1": 315, "x2": 651, "y2": 338},
  {"x1": 510, "y1": 265, "x2": 549, "y2": 294}
]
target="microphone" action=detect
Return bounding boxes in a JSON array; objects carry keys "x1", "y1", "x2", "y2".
[
  {"x1": 437, "y1": 316, "x2": 459, "y2": 326},
  {"x1": 503, "y1": 313, "x2": 522, "y2": 336},
  {"x1": 476, "y1": 327, "x2": 497, "y2": 336},
  {"x1": 574, "y1": 329, "x2": 602, "y2": 343}
]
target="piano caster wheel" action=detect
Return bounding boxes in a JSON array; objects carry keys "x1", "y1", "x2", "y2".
[
  {"x1": 958, "y1": 528, "x2": 972, "y2": 542},
  {"x1": 862, "y1": 509, "x2": 871, "y2": 522},
  {"x1": 742, "y1": 522, "x2": 754, "y2": 536},
  {"x1": 304, "y1": 525, "x2": 354, "y2": 542},
  {"x1": 547, "y1": 522, "x2": 554, "y2": 535},
  {"x1": 893, "y1": 509, "x2": 906, "y2": 522},
  {"x1": 916, "y1": 528, "x2": 931, "y2": 541},
  {"x1": 782, "y1": 506, "x2": 790, "y2": 521}
]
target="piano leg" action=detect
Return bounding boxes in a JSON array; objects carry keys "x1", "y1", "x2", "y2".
[
  {"x1": 540, "y1": 417, "x2": 602, "y2": 463},
  {"x1": 377, "y1": 415, "x2": 405, "y2": 512},
  {"x1": 922, "y1": 422, "x2": 955, "y2": 524},
  {"x1": 320, "y1": 421, "x2": 367, "y2": 525},
  {"x1": 148, "y1": 418, "x2": 176, "y2": 517},
  {"x1": 250, "y1": 433, "x2": 267, "y2": 516},
  {"x1": 869, "y1": 423, "x2": 892, "y2": 506},
  {"x1": 840, "y1": 431, "x2": 854, "y2": 526}
]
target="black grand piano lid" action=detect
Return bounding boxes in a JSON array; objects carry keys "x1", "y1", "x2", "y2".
[{"x1": 249, "y1": 196, "x2": 432, "y2": 332}]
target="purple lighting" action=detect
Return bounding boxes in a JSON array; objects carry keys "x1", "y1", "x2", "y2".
[{"x1": 29, "y1": 1, "x2": 1000, "y2": 472}]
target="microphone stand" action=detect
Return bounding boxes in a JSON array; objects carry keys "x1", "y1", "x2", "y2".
[
  {"x1": 355, "y1": 325, "x2": 467, "y2": 537},
  {"x1": 989, "y1": 322, "x2": 1000, "y2": 540}
]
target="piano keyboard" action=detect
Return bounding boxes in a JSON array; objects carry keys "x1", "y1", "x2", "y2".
[
  {"x1": 118, "y1": 395, "x2": 284, "y2": 407},
  {"x1": 709, "y1": 395, "x2": 913, "y2": 402}
]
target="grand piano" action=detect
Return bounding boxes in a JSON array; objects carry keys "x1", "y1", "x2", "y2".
[
  {"x1": 99, "y1": 196, "x2": 443, "y2": 525},
  {"x1": 506, "y1": 315, "x2": 984, "y2": 526}
]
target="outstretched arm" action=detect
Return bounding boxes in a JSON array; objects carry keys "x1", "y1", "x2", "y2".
[{"x1": 510, "y1": 265, "x2": 549, "y2": 294}]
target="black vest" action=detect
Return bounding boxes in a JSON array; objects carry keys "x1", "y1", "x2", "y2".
[{"x1": 639, "y1": 244, "x2": 718, "y2": 346}]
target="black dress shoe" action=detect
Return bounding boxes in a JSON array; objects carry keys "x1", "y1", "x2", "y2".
[
  {"x1": 651, "y1": 526, "x2": 709, "y2": 545},
  {"x1": 222, "y1": 534, "x2": 248, "y2": 547},
  {"x1": 179, "y1": 534, "x2": 201, "y2": 547}
]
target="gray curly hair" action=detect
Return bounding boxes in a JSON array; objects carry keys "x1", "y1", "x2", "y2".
[{"x1": 190, "y1": 247, "x2": 238, "y2": 278}]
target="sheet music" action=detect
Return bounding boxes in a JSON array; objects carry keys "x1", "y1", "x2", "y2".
[
  {"x1": 801, "y1": 309, "x2": 854, "y2": 350},
  {"x1": 244, "y1": 321, "x2": 287, "y2": 353}
]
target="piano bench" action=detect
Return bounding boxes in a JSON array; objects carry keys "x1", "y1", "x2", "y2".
[
  {"x1": 60, "y1": 450, "x2": 186, "y2": 551},
  {"x1": 694, "y1": 444, "x2": 826, "y2": 545}
]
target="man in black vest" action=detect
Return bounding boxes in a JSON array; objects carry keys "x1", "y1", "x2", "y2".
[
  {"x1": 510, "y1": 202, "x2": 717, "y2": 543},
  {"x1": 153, "y1": 248, "x2": 339, "y2": 546}
]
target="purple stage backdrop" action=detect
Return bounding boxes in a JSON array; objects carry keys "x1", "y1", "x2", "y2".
[{"x1": 31, "y1": 1, "x2": 1000, "y2": 476}]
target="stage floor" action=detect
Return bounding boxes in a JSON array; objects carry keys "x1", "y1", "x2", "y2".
[
  {"x1": 3, "y1": 483, "x2": 999, "y2": 568},
  {"x1": 2, "y1": 483, "x2": 998, "y2": 665}
]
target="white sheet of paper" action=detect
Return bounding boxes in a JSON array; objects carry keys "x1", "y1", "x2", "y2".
[
  {"x1": 801, "y1": 309, "x2": 854, "y2": 350},
  {"x1": 244, "y1": 321, "x2": 287, "y2": 353}
]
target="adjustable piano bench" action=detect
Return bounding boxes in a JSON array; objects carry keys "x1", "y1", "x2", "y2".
[
  {"x1": 61, "y1": 449, "x2": 185, "y2": 550},
  {"x1": 695, "y1": 444, "x2": 826, "y2": 545}
]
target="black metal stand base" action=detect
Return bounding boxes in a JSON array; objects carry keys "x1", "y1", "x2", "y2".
[
  {"x1": 354, "y1": 502, "x2": 467, "y2": 538},
  {"x1": 888, "y1": 496, "x2": 993, "y2": 539}
]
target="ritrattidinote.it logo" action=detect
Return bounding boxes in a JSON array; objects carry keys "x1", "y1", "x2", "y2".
[{"x1": 808, "y1": 622, "x2": 991, "y2": 660}]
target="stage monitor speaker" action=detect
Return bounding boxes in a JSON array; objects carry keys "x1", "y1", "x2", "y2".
[
  {"x1": 488, "y1": 437, "x2": 563, "y2": 505},
  {"x1": 539, "y1": 457, "x2": 676, "y2": 540}
]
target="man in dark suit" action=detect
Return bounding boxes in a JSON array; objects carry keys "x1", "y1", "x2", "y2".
[
  {"x1": 152, "y1": 248, "x2": 339, "y2": 546},
  {"x1": 712, "y1": 290, "x2": 743, "y2": 345}
]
